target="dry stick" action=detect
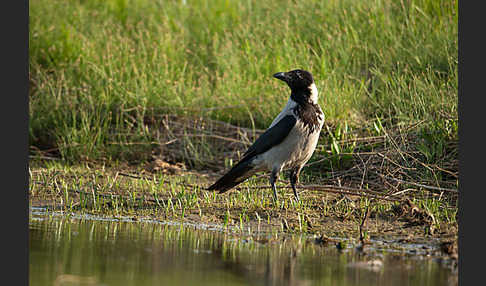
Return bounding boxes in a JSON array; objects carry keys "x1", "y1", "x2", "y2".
[
  {"x1": 106, "y1": 141, "x2": 166, "y2": 146},
  {"x1": 29, "y1": 155, "x2": 61, "y2": 161},
  {"x1": 304, "y1": 184, "x2": 387, "y2": 196},
  {"x1": 376, "y1": 152, "x2": 416, "y2": 171},
  {"x1": 118, "y1": 172, "x2": 145, "y2": 180},
  {"x1": 429, "y1": 163, "x2": 458, "y2": 179},
  {"x1": 380, "y1": 176, "x2": 401, "y2": 196},
  {"x1": 305, "y1": 157, "x2": 330, "y2": 167},
  {"x1": 137, "y1": 169, "x2": 424, "y2": 202},
  {"x1": 398, "y1": 147, "x2": 436, "y2": 173},
  {"x1": 382, "y1": 126, "x2": 410, "y2": 165},
  {"x1": 374, "y1": 172, "x2": 458, "y2": 193},
  {"x1": 117, "y1": 171, "x2": 400, "y2": 202},
  {"x1": 108, "y1": 171, "x2": 120, "y2": 190},
  {"x1": 202, "y1": 117, "x2": 265, "y2": 134},
  {"x1": 303, "y1": 186, "x2": 402, "y2": 202},
  {"x1": 336, "y1": 135, "x2": 386, "y2": 144},
  {"x1": 359, "y1": 201, "x2": 372, "y2": 243},
  {"x1": 372, "y1": 165, "x2": 457, "y2": 193},
  {"x1": 106, "y1": 138, "x2": 179, "y2": 146},
  {"x1": 118, "y1": 122, "x2": 250, "y2": 147},
  {"x1": 404, "y1": 119, "x2": 427, "y2": 132},
  {"x1": 227, "y1": 184, "x2": 402, "y2": 202},
  {"x1": 174, "y1": 133, "x2": 247, "y2": 144},
  {"x1": 307, "y1": 146, "x2": 395, "y2": 169},
  {"x1": 356, "y1": 154, "x2": 371, "y2": 190},
  {"x1": 309, "y1": 165, "x2": 362, "y2": 181},
  {"x1": 155, "y1": 113, "x2": 264, "y2": 135},
  {"x1": 388, "y1": 188, "x2": 417, "y2": 197},
  {"x1": 30, "y1": 143, "x2": 81, "y2": 153}
]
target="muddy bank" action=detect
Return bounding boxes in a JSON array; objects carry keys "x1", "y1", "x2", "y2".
[{"x1": 29, "y1": 161, "x2": 458, "y2": 260}]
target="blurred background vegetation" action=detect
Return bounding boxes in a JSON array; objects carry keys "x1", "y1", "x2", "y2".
[{"x1": 29, "y1": 0, "x2": 457, "y2": 174}]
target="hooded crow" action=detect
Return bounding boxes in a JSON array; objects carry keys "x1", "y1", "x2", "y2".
[{"x1": 207, "y1": 69, "x2": 324, "y2": 201}]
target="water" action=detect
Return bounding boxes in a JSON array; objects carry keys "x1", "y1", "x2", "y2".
[{"x1": 29, "y1": 208, "x2": 457, "y2": 286}]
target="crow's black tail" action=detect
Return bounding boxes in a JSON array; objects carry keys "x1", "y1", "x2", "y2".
[{"x1": 207, "y1": 159, "x2": 256, "y2": 193}]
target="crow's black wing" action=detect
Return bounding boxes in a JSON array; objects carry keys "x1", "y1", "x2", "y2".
[
  {"x1": 242, "y1": 115, "x2": 296, "y2": 160},
  {"x1": 207, "y1": 114, "x2": 296, "y2": 193}
]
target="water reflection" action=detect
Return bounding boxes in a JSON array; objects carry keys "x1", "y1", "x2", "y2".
[{"x1": 29, "y1": 214, "x2": 456, "y2": 286}]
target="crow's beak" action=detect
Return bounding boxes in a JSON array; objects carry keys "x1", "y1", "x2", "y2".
[{"x1": 273, "y1": 72, "x2": 288, "y2": 82}]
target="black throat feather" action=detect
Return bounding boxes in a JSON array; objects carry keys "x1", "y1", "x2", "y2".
[{"x1": 290, "y1": 89, "x2": 323, "y2": 133}]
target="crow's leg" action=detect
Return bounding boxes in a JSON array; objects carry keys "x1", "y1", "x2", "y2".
[
  {"x1": 290, "y1": 166, "x2": 302, "y2": 202},
  {"x1": 270, "y1": 169, "x2": 280, "y2": 202}
]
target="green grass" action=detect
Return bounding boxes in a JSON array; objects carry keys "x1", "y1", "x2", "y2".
[
  {"x1": 30, "y1": 159, "x2": 457, "y2": 238},
  {"x1": 29, "y1": 0, "x2": 457, "y2": 164},
  {"x1": 29, "y1": 0, "x2": 458, "y2": 237}
]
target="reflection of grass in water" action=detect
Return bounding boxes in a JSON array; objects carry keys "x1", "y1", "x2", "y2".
[{"x1": 30, "y1": 213, "x2": 457, "y2": 286}]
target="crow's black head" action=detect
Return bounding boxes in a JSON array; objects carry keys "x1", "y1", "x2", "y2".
[
  {"x1": 274, "y1": 69, "x2": 317, "y2": 103},
  {"x1": 273, "y1": 69, "x2": 314, "y2": 90}
]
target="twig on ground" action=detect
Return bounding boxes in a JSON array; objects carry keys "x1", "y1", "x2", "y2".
[{"x1": 374, "y1": 172, "x2": 458, "y2": 194}]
